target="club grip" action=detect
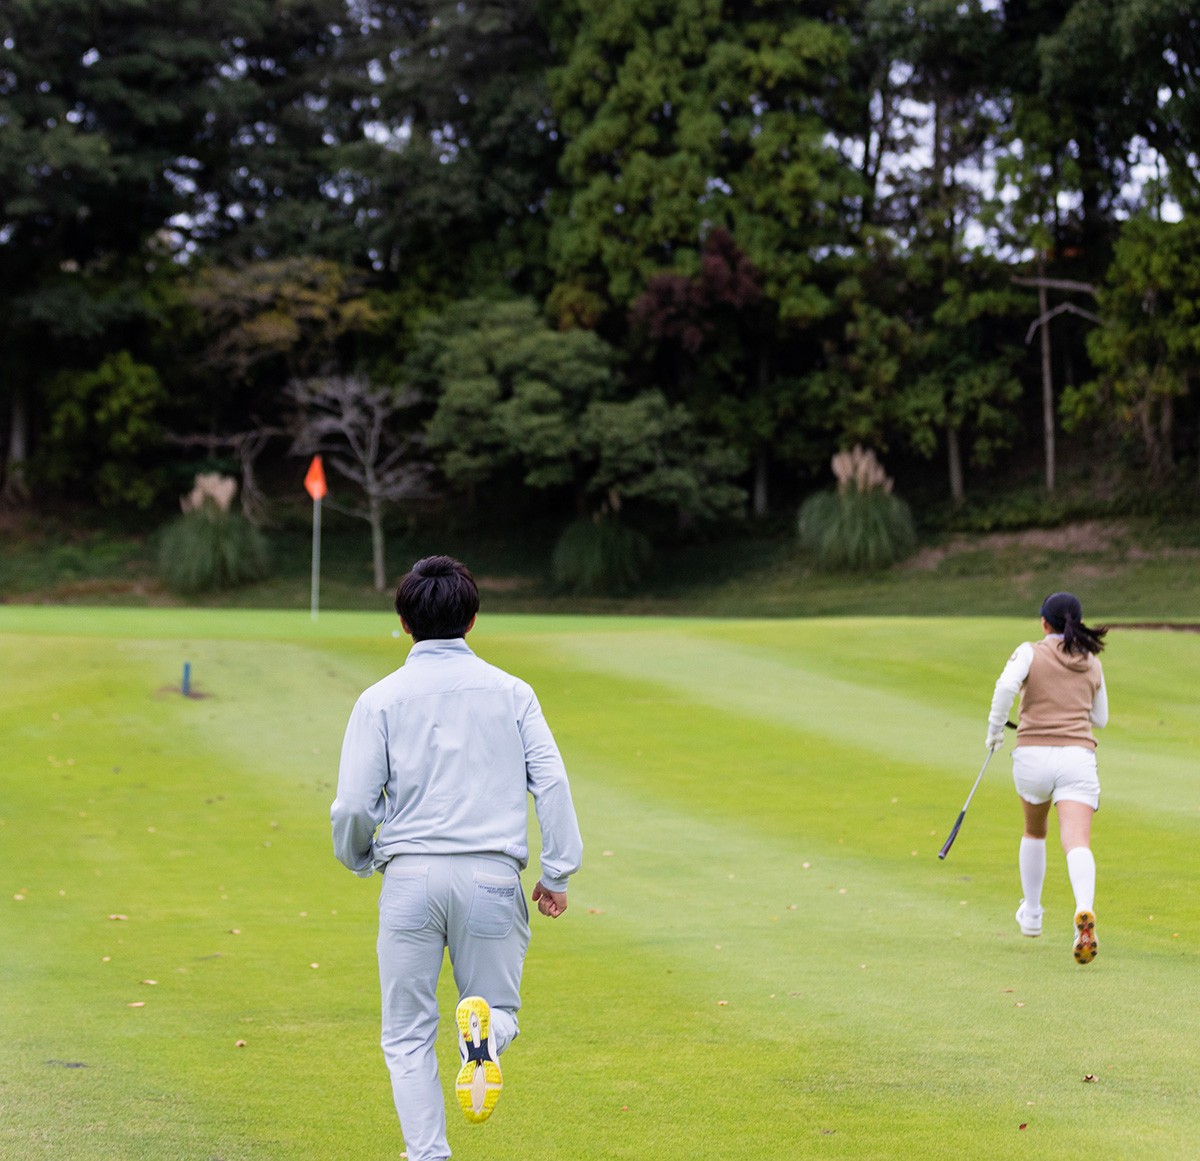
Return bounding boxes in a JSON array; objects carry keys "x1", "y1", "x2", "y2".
[{"x1": 937, "y1": 811, "x2": 965, "y2": 860}]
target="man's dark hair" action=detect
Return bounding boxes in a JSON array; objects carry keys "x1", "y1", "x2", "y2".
[{"x1": 394, "y1": 556, "x2": 480, "y2": 641}]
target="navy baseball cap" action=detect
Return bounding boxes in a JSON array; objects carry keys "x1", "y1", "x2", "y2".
[{"x1": 1040, "y1": 591, "x2": 1082, "y2": 631}]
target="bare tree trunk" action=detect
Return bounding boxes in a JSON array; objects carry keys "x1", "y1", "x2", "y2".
[
  {"x1": 3, "y1": 384, "x2": 30, "y2": 502},
  {"x1": 369, "y1": 493, "x2": 387, "y2": 591},
  {"x1": 236, "y1": 430, "x2": 275, "y2": 525},
  {"x1": 1142, "y1": 391, "x2": 1176, "y2": 483},
  {"x1": 1161, "y1": 392, "x2": 1175, "y2": 479},
  {"x1": 752, "y1": 451, "x2": 768, "y2": 519},
  {"x1": 1038, "y1": 262, "x2": 1056, "y2": 493},
  {"x1": 947, "y1": 425, "x2": 964, "y2": 505},
  {"x1": 751, "y1": 348, "x2": 770, "y2": 519}
]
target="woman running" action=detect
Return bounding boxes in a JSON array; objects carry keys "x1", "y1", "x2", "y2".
[{"x1": 986, "y1": 591, "x2": 1108, "y2": 963}]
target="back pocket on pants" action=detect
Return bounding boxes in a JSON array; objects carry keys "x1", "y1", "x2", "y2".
[
  {"x1": 380, "y1": 865, "x2": 430, "y2": 931},
  {"x1": 466, "y1": 871, "x2": 517, "y2": 938}
]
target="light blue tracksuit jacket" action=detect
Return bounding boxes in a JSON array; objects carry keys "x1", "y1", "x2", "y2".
[{"x1": 331, "y1": 637, "x2": 582, "y2": 891}]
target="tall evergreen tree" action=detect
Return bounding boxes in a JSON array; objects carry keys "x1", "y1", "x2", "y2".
[
  {"x1": 0, "y1": 0, "x2": 272, "y2": 495},
  {"x1": 545, "y1": 1, "x2": 864, "y2": 511}
]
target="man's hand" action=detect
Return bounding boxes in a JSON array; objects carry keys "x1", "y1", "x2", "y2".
[{"x1": 532, "y1": 882, "x2": 567, "y2": 918}]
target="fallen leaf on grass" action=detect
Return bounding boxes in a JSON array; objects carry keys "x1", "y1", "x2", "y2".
[
  {"x1": 586, "y1": 908, "x2": 605, "y2": 914},
  {"x1": 141, "y1": 980, "x2": 158, "y2": 986},
  {"x1": 127, "y1": 1002, "x2": 145, "y2": 1008},
  {"x1": 1019, "y1": 1123, "x2": 1027, "y2": 1130},
  {"x1": 108, "y1": 914, "x2": 129, "y2": 921},
  {"x1": 235, "y1": 1040, "x2": 247, "y2": 1048},
  {"x1": 717, "y1": 1000, "x2": 729, "y2": 1006},
  {"x1": 1083, "y1": 1074, "x2": 1097, "y2": 1083}
]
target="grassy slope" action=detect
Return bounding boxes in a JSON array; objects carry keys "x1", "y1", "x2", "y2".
[
  {"x1": 1, "y1": 610, "x2": 1197, "y2": 1159},
  {"x1": 5, "y1": 515, "x2": 1200, "y2": 620}
]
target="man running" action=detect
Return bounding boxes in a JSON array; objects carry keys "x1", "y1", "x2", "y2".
[{"x1": 332, "y1": 555, "x2": 583, "y2": 1160}]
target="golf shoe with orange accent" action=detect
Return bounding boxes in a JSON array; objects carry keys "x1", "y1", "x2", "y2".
[{"x1": 1073, "y1": 910, "x2": 1098, "y2": 964}]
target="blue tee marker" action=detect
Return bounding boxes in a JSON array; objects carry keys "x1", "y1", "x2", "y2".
[{"x1": 182, "y1": 662, "x2": 191, "y2": 698}]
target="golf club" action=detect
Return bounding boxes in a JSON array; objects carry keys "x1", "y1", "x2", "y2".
[
  {"x1": 937, "y1": 749, "x2": 992, "y2": 859},
  {"x1": 936, "y1": 721, "x2": 1016, "y2": 860}
]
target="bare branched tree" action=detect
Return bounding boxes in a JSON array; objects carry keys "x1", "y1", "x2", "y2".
[{"x1": 287, "y1": 375, "x2": 432, "y2": 591}]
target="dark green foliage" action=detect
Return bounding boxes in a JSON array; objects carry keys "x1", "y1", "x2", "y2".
[
  {"x1": 798, "y1": 490, "x2": 917, "y2": 572},
  {"x1": 1064, "y1": 213, "x2": 1200, "y2": 482},
  {"x1": 551, "y1": 517, "x2": 652, "y2": 595},
  {"x1": 414, "y1": 298, "x2": 747, "y2": 523},
  {"x1": 5, "y1": 0, "x2": 1200, "y2": 528},
  {"x1": 158, "y1": 505, "x2": 272, "y2": 594},
  {"x1": 35, "y1": 352, "x2": 168, "y2": 509}
]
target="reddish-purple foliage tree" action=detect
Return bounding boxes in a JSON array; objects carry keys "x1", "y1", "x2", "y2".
[{"x1": 629, "y1": 229, "x2": 763, "y2": 355}]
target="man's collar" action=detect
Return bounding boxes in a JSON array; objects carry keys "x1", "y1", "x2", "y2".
[{"x1": 407, "y1": 637, "x2": 474, "y2": 658}]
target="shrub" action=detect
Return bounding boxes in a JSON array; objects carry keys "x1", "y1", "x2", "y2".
[
  {"x1": 798, "y1": 446, "x2": 917, "y2": 571},
  {"x1": 158, "y1": 505, "x2": 272, "y2": 594},
  {"x1": 551, "y1": 517, "x2": 652, "y2": 594}
]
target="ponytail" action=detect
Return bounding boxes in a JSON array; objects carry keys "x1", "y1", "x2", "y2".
[{"x1": 1061, "y1": 608, "x2": 1107, "y2": 655}]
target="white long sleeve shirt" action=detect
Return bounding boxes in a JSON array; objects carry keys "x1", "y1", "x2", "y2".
[{"x1": 331, "y1": 637, "x2": 583, "y2": 891}]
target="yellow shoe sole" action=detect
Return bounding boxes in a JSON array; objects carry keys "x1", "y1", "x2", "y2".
[
  {"x1": 455, "y1": 996, "x2": 502, "y2": 1123},
  {"x1": 1073, "y1": 910, "x2": 1098, "y2": 964}
]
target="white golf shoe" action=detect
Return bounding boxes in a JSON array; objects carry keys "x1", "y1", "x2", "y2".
[{"x1": 1015, "y1": 900, "x2": 1043, "y2": 937}]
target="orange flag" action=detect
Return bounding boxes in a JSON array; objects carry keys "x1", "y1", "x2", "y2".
[{"x1": 304, "y1": 455, "x2": 327, "y2": 501}]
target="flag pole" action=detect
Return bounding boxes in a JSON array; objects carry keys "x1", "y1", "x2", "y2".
[
  {"x1": 304, "y1": 456, "x2": 328, "y2": 622},
  {"x1": 311, "y1": 492, "x2": 321, "y2": 622}
]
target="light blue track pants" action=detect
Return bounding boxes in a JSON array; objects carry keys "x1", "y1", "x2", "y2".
[{"x1": 377, "y1": 853, "x2": 531, "y2": 1161}]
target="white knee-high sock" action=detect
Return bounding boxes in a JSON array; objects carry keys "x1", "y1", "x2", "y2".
[
  {"x1": 1066, "y1": 847, "x2": 1096, "y2": 913},
  {"x1": 1019, "y1": 837, "x2": 1046, "y2": 912}
]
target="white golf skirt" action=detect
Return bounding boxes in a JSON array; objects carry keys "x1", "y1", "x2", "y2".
[{"x1": 1012, "y1": 745, "x2": 1100, "y2": 810}]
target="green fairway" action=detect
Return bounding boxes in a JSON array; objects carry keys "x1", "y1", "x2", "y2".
[{"x1": 2, "y1": 608, "x2": 1198, "y2": 1159}]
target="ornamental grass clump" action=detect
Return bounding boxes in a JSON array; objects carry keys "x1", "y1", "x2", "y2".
[
  {"x1": 158, "y1": 473, "x2": 271, "y2": 594},
  {"x1": 798, "y1": 446, "x2": 916, "y2": 571},
  {"x1": 551, "y1": 515, "x2": 652, "y2": 595}
]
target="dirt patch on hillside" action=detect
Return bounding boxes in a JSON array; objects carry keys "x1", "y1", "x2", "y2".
[
  {"x1": 903, "y1": 520, "x2": 1131, "y2": 572},
  {"x1": 474, "y1": 575, "x2": 535, "y2": 593},
  {"x1": 4, "y1": 578, "x2": 171, "y2": 605}
]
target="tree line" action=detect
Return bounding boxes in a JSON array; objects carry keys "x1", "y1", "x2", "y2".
[{"x1": 2, "y1": 0, "x2": 1198, "y2": 545}]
